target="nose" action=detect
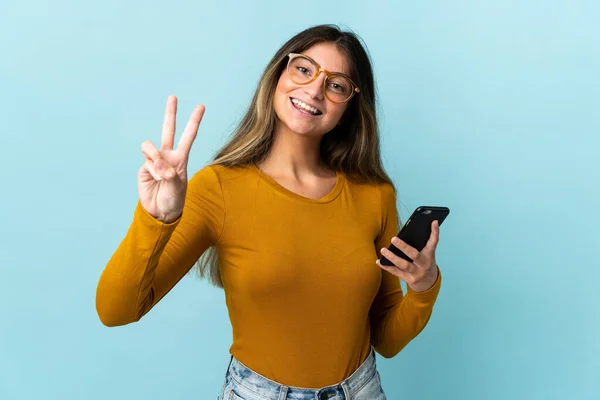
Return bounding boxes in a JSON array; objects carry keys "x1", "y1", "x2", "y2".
[{"x1": 303, "y1": 71, "x2": 326, "y2": 100}]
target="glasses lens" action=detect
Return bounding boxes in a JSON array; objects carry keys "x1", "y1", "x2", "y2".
[
  {"x1": 325, "y1": 75, "x2": 353, "y2": 103},
  {"x1": 288, "y1": 56, "x2": 317, "y2": 84}
]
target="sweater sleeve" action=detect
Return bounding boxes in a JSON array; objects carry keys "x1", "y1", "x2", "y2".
[
  {"x1": 95, "y1": 165, "x2": 225, "y2": 327},
  {"x1": 369, "y1": 183, "x2": 442, "y2": 358}
]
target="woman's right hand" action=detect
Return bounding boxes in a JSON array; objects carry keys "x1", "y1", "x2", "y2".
[{"x1": 138, "y1": 95, "x2": 205, "y2": 223}]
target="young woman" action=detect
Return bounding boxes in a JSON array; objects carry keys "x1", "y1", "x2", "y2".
[{"x1": 96, "y1": 24, "x2": 442, "y2": 400}]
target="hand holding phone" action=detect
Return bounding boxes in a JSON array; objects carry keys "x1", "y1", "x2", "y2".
[{"x1": 380, "y1": 206, "x2": 450, "y2": 266}]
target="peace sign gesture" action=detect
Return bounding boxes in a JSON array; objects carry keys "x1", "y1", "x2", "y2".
[{"x1": 138, "y1": 95, "x2": 205, "y2": 223}]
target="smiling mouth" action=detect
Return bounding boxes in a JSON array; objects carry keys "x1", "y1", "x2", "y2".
[{"x1": 290, "y1": 98, "x2": 323, "y2": 116}]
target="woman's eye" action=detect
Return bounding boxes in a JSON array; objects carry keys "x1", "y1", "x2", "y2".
[{"x1": 329, "y1": 82, "x2": 345, "y2": 93}]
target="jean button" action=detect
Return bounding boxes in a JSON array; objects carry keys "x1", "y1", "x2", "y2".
[{"x1": 318, "y1": 390, "x2": 336, "y2": 400}]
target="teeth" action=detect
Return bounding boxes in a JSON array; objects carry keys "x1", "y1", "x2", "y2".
[{"x1": 292, "y1": 98, "x2": 319, "y2": 115}]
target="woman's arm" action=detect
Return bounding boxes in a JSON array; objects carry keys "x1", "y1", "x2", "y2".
[
  {"x1": 95, "y1": 166, "x2": 225, "y2": 327},
  {"x1": 368, "y1": 183, "x2": 442, "y2": 357}
]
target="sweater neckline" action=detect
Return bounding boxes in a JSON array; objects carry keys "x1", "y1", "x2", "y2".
[{"x1": 251, "y1": 164, "x2": 345, "y2": 204}]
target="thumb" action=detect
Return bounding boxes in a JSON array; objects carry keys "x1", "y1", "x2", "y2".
[
  {"x1": 155, "y1": 159, "x2": 176, "y2": 180},
  {"x1": 423, "y1": 220, "x2": 440, "y2": 252}
]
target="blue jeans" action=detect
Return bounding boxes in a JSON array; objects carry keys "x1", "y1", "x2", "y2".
[{"x1": 217, "y1": 347, "x2": 386, "y2": 400}]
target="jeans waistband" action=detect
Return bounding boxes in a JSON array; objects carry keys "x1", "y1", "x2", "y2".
[{"x1": 225, "y1": 347, "x2": 379, "y2": 400}]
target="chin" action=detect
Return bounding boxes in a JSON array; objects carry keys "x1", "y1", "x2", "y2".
[{"x1": 280, "y1": 119, "x2": 326, "y2": 138}]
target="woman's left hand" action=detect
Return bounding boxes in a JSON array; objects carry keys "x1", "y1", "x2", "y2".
[{"x1": 376, "y1": 220, "x2": 440, "y2": 292}]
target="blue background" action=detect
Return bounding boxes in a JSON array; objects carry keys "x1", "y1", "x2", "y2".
[{"x1": 1, "y1": 0, "x2": 598, "y2": 399}]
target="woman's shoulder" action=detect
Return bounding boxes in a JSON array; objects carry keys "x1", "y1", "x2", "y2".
[
  {"x1": 188, "y1": 163, "x2": 257, "y2": 192},
  {"x1": 344, "y1": 174, "x2": 395, "y2": 196}
]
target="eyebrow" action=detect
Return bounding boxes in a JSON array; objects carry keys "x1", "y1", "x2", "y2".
[{"x1": 303, "y1": 53, "x2": 348, "y2": 76}]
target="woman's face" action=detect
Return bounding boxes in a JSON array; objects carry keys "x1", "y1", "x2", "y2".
[{"x1": 273, "y1": 42, "x2": 351, "y2": 138}]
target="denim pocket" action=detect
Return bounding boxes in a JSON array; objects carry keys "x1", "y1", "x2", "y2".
[
  {"x1": 353, "y1": 370, "x2": 386, "y2": 399},
  {"x1": 227, "y1": 388, "x2": 246, "y2": 400},
  {"x1": 223, "y1": 379, "x2": 267, "y2": 400}
]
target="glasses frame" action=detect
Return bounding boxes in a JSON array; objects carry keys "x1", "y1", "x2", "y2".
[{"x1": 286, "y1": 52, "x2": 360, "y2": 103}]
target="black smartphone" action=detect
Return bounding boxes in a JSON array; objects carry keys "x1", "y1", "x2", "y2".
[{"x1": 380, "y1": 206, "x2": 450, "y2": 266}]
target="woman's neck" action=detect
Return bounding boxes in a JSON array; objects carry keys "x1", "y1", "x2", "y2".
[{"x1": 258, "y1": 124, "x2": 334, "y2": 179}]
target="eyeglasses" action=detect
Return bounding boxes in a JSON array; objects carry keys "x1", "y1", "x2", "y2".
[{"x1": 286, "y1": 52, "x2": 360, "y2": 103}]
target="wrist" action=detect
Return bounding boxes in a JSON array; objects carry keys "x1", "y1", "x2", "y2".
[
  {"x1": 157, "y1": 211, "x2": 182, "y2": 224},
  {"x1": 410, "y1": 265, "x2": 439, "y2": 292}
]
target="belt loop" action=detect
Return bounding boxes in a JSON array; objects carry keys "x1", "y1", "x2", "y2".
[
  {"x1": 278, "y1": 386, "x2": 289, "y2": 400},
  {"x1": 340, "y1": 381, "x2": 351, "y2": 400}
]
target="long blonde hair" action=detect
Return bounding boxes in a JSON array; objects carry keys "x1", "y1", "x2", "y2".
[{"x1": 191, "y1": 24, "x2": 395, "y2": 287}]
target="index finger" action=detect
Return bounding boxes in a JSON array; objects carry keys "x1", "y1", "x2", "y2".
[
  {"x1": 161, "y1": 95, "x2": 177, "y2": 150},
  {"x1": 177, "y1": 104, "x2": 205, "y2": 157}
]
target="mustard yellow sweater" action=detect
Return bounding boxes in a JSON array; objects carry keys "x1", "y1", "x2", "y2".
[{"x1": 96, "y1": 164, "x2": 441, "y2": 388}]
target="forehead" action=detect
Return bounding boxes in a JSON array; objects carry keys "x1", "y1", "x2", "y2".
[{"x1": 301, "y1": 42, "x2": 350, "y2": 75}]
